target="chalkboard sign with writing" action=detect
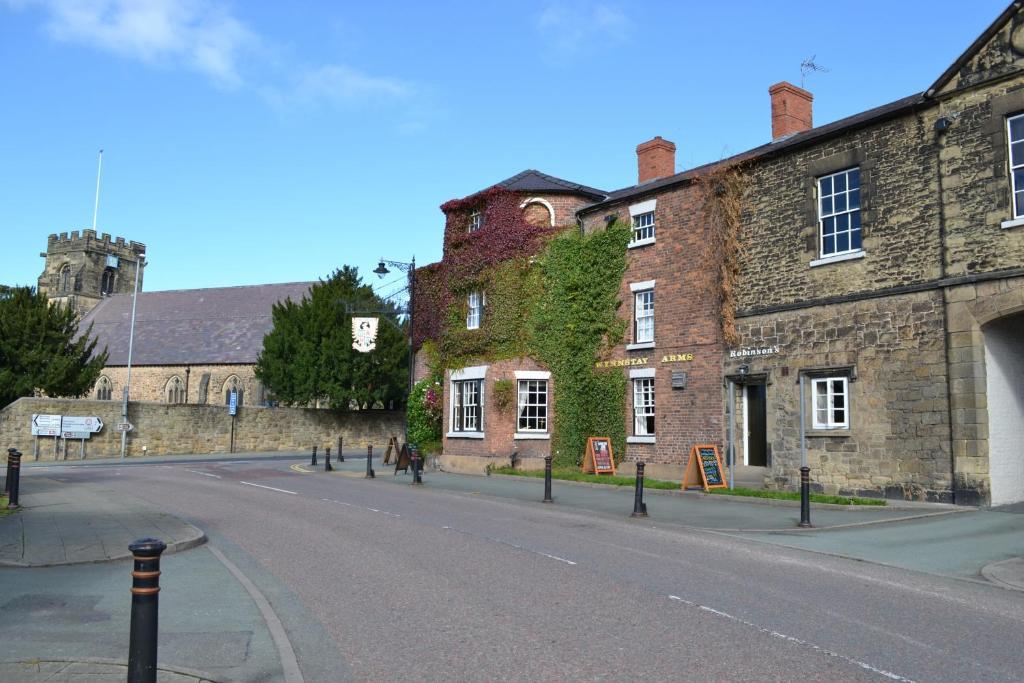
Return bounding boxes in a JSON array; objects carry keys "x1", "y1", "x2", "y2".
[
  {"x1": 582, "y1": 437, "x2": 616, "y2": 475},
  {"x1": 682, "y1": 444, "x2": 727, "y2": 491}
]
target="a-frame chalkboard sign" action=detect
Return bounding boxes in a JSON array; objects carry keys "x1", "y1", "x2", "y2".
[
  {"x1": 682, "y1": 444, "x2": 727, "y2": 491},
  {"x1": 382, "y1": 436, "x2": 400, "y2": 465},
  {"x1": 581, "y1": 437, "x2": 616, "y2": 475}
]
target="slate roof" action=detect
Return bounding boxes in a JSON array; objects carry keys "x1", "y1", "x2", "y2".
[
  {"x1": 581, "y1": 93, "x2": 928, "y2": 211},
  {"x1": 78, "y1": 282, "x2": 315, "y2": 366},
  {"x1": 495, "y1": 169, "x2": 607, "y2": 200}
]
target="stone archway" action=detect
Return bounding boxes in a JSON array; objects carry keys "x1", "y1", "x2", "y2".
[{"x1": 983, "y1": 311, "x2": 1024, "y2": 505}]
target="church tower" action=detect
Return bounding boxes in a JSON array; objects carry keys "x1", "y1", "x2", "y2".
[{"x1": 38, "y1": 230, "x2": 146, "y2": 315}]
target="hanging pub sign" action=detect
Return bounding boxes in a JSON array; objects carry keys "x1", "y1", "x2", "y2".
[
  {"x1": 682, "y1": 444, "x2": 727, "y2": 491},
  {"x1": 352, "y1": 317, "x2": 379, "y2": 352},
  {"x1": 582, "y1": 437, "x2": 616, "y2": 475}
]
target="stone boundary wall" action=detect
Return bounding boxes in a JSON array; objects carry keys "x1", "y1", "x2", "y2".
[{"x1": 0, "y1": 397, "x2": 404, "y2": 460}]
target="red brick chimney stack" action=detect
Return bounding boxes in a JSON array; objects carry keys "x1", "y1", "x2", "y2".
[
  {"x1": 769, "y1": 81, "x2": 813, "y2": 139},
  {"x1": 636, "y1": 136, "x2": 676, "y2": 184}
]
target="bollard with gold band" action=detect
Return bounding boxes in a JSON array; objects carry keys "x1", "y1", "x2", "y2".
[
  {"x1": 365, "y1": 444, "x2": 375, "y2": 479},
  {"x1": 325, "y1": 445, "x2": 333, "y2": 472},
  {"x1": 128, "y1": 537, "x2": 167, "y2": 683},
  {"x1": 7, "y1": 450, "x2": 22, "y2": 509}
]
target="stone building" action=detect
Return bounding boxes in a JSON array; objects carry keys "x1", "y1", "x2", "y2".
[
  {"x1": 38, "y1": 229, "x2": 146, "y2": 316},
  {"x1": 79, "y1": 282, "x2": 313, "y2": 407},
  {"x1": 422, "y1": 3, "x2": 1024, "y2": 504}
]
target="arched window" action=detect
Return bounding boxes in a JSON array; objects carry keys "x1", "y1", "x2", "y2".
[
  {"x1": 223, "y1": 375, "x2": 243, "y2": 407},
  {"x1": 59, "y1": 264, "x2": 72, "y2": 293},
  {"x1": 101, "y1": 268, "x2": 117, "y2": 295},
  {"x1": 166, "y1": 376, "x2": 185, "y2": 404},
  {"x1": 520, "y1": 197, "x2": 555, "y2": 227},
  {"x1": 96, "y1": 376, "x2": 112, "y2": 401}
]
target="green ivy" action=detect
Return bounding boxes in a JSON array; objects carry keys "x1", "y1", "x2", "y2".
[{"x1": 528, "y1": 223, "x2": 631, "y2": 467}]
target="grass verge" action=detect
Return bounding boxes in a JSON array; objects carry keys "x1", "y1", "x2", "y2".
[
  {"x1": 0, "y1": 494, "x2": 13, "y2": 516},
  {"x1": 490, "y1": 467, "x2": 886, "y2": 505}
]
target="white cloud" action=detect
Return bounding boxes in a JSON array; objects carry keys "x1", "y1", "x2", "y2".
[
  {"x1": 537, "y1": 2, "x2": 630, "y2": 60},
  {"x1": 4, "y1": 1, "x2": 419, "y2": 122},
  {"x1": 8, "y1": 0, "x2": 256, "y2": 86}
]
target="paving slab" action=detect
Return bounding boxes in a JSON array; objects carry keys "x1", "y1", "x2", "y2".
[{"x1": 0, "y1": 477, "x2": 205, "y2": 567}]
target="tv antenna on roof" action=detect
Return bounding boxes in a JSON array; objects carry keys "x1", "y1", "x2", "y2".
[{"x1": 800, "y1": 56, "x2": 829, "y2": 88}]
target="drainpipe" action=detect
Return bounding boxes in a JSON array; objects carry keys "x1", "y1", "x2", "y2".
[{"x1": 933, "y1": 111, "x2": 957, "y2": 504}]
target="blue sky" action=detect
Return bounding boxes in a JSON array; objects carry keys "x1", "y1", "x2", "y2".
[{"x1": 0, "y1": 0, "x2": 1009, "y2": 303}]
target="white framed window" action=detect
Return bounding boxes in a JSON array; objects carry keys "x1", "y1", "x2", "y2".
[
  {"x1": 634, "y1": 289, "x2": 654, "y2": 343},
  {"x1": 466, "y1": 291, "x2": 482, "y2": 329},
  {"x1": 1008, "y1": 114, "x2": 1024, "y2": 218},
  {"x1": 469, "y1": 212, "x2": 483, "y2": 233},
  {"x1": 517, "y1": 379, "x2": 548, "y2": 432},
  {"x1": 633, "y1": 377, "x2": 655, "y2": 436},
  {"x1": 452, "y1": 379, "x2": 483, "y2": 432},
  {"x1": 818, "y1": 167, "x2": 862, "y2": 258},
  {"x1": 811, "y1": 377, "x2": 849, "y2": 429},
  {"x1": 631, "y1": 212, "x2": 655, "y2": 243}
]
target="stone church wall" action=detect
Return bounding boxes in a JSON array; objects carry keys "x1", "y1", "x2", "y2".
[{"x1": 0, "y1": 397, "x2": 404, "y2": 459}]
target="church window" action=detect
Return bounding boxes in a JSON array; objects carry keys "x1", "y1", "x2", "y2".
[
  {"x1": 224, "y1": 375, "x2": 243, "y2": 407},
  {"x1": 96, "y1": 376, "x2": 112, "y2": 401},
  {"x1": 166, "y1": 376, "x2": 186, "y2": 404},
  {"x1": 101, "y1": 268, "x2": 116, "y2": 295},
  {"x1": 59, "y1": 265, "x2": 72, "y2": 293}
]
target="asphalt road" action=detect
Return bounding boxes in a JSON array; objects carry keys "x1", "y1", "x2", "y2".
[{"x1": 37, "y1": 458, "x2": 1024, "y2": 682}]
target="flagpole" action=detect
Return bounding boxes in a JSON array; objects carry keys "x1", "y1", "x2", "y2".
[{"x1": 92, "y1": 149, "x2": 103, "y2": 231}]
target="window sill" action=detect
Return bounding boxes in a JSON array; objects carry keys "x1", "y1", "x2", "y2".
[
  {"x1": 805, "y1": 429, "x2": 850, "y2": 438},
  {"x1": 1001, "y1": 217, "x2": 1024, "y2": 230},
  {"x1": 626, "y1": 342, "x2": 655, "y2": 351},
  {"x1": 514, "y1": 432, "x2": 550, "y2": 440},
  {"x1": 809, "y1": 250, "x2": 865, "y2": 268},
  {"x1": 627, "y1": 435, "x2": 656, "y2": 444},
  {"x1": 446, "y1": 432, "x2": 485, "y2": 439},
  {"x1": 627, "y1": 237, "x2": 656, "y2": 249}
]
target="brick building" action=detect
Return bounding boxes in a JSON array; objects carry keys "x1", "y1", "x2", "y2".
[{"x1": 423, "y1": 3, "x2": 1024, "y2": 504}]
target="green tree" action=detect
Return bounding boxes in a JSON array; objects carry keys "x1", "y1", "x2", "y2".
[
  {"x1": 255, "y1": 267, "x2": 408, "y2": 410},
  {"x1": 0, "y1": 286, "x2": 108, "y2": 407}
]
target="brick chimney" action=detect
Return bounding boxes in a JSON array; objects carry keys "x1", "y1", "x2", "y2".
[
  {"x1": 769, "y1": 82, "x2": 813, "y2": 139},
  {"x1": 636, "y1": 136, "x2": 676, "y2": 184}
]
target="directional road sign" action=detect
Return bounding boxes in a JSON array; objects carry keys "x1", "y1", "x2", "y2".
[
  {"x1": 31, "y1": 414, "x2": 62, "y2": 436},
  {"x1": 61, "y1": 416, "x2": 103, "y2": 433},
  {"x1": 63, "y1": 431, "x2": 91, "y2": 440},
  {"x1": 116, "y1": 422, "x2": 134, "y2": 433}
]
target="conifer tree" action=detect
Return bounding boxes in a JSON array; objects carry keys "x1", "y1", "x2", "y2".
[
  {"x1": 256, "y1": 267, "x2": 408, "y2": 409},
  {"x1": 0, "y1": 286, "x2": 107, "y2": 407}
]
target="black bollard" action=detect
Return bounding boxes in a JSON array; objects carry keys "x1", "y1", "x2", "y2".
[
  {"x1": 411, "y1": 446, "x2": 423, "y2": 485},
  {"x1": 5, "y1": 447, "x2": 15, "y2": 495},
  {"x1": 365, "y1": 444, "x2": 375, "y2": 479},
  {"x1": 337, "y1": 436, "x2": 344, "y2": 462},
  {"x1": 310, "y1": 445, "x2": 318, "y2": 467},
  {"x1": 542, "y1": 455, "x2": 553, "y2": 503},
  {"x1": 6, "y1": 450, "x2": 21, "y2": 509},
  {"x1": 325, "y1": 446, "x2": 333, "y2": 472},
  {"x1": 631, "y1": 461, "x2": 648, "y2": 518},
  {"x1": 127, "y1": 537, "x2": 167, "y2": 683},
  {"x1": 799, "y1": 466, "x2": 812, "y2": 528}
]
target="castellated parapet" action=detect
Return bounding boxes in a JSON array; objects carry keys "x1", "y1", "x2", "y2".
[{"x1": 39, "y1": 229, "x2": 146, "y2": 316}]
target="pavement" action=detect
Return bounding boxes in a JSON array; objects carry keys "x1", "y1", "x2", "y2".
[{"x1": 1, "y1": 449, "x2": 1023, "y2": 681}]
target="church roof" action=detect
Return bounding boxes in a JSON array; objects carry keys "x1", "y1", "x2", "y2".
[{"x1": 78, "y1": 282, "x2": 315, "y2": 366}]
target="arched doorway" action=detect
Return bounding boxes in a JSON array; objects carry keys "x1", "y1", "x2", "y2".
[{"x1": 984, "y1": 311, "x2": 1024, "y2": 506}]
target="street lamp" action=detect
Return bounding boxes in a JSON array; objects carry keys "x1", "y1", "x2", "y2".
[
  {"x1": 373, "y1": 256, "x2": 416, "y2": 442},
  {"x1": 120, "y1": 254, "x2": 146, "y2": 460}
]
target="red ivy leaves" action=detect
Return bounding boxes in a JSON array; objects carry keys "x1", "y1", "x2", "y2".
[{"x1": 413, "y1": 186, "x2": 560, "y2": 350}]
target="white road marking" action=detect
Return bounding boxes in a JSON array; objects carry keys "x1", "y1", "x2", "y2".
[
  {"x1": 240, "y1": 481, "x2": 297, "y2": 495},
  {"x1": 321, "y1": 497, "x2": 400, "y2": 516},
  {"x1": 186, "y1": 469, "x2": 222, "y2": 479},
  {"x1": 443, "y1": 526, "x2": 577, "y2": 566},
  {"x1": 668, "y1": 595, "x2": 915, "y2": 682}
]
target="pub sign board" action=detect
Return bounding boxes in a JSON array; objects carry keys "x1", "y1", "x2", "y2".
[
  {"x1": 682, "y1": 444, "x2": 727, "y2": 492},
  {"x1": 582, "y1": 437, "x2": 616, "y2": 475}
]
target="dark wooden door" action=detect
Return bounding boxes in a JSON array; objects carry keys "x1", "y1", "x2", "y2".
[{"x1": 746, "y1": 384, "x2": 768, "y2": 467}]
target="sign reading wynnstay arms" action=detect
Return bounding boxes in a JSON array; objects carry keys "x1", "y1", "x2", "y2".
[{"x1": 352, "y1": 317, "x2": 379, "y2": 353}]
